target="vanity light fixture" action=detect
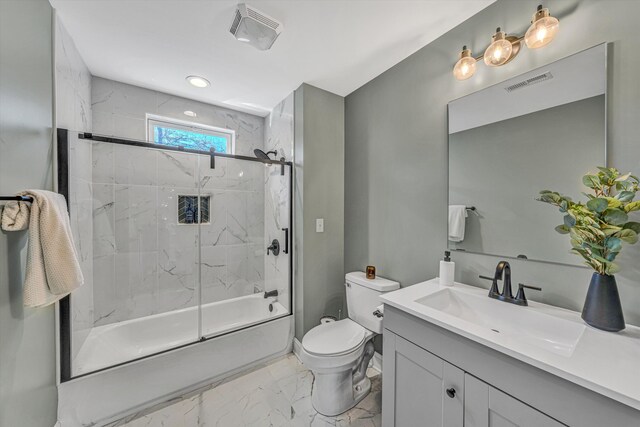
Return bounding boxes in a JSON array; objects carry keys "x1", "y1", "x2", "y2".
[
  {"x1": 186, "y1": 75, "x2": 210, "y2": 88},
  {"x1": 453, "y1": 45, "x2": 477, "y2": 80},
  {"x1": 453, "y1": 4, "x2": 559, "y2": 81},
  {"x1": 484, "y1": 28, "x2": 516, "y2": 67},
  {"x1": 524, "y1": 5, "x2": 560, "y2": 49}
]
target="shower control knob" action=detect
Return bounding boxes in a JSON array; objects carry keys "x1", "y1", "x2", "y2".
[{"x1": 267, "y1": 239, "x2": 280, "y2": 256}]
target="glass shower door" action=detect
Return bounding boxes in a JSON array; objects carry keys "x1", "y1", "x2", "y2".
[
  {"x1": 198, "y1": 154, "x2": 291, "y2": 340},
  {"x1": 68, "y1": 135, "x2": 201, "y2": 377}
]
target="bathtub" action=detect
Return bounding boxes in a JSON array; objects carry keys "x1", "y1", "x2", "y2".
[
  {"x1": 73, "y1": 293, "x2": 288, "y2": 376},
  {"x1": 60, "y1": 293, "x2": 293, "y2": 426}
]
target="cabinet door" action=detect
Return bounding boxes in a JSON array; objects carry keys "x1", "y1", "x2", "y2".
[
  {"x1": 465, "y1": 374, "x2": 564, "y2": 427},
  {"x1": 383, "y1": 332, "x2": 464, "y2": 427}
]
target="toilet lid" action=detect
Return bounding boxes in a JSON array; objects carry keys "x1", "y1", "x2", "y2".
[{"x1": 302, "y1": 319, "x2": 366, "y2": 356}]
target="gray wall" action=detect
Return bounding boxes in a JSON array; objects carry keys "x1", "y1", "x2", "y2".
[
  {"x1": 0, "y1": 0, "x2": 58, "y2": 426},
  {"x1": 345, "y1": 0, "x2": 640, "y2": 326},
  {"x1": 449, "y1": 95, "x2": 605, "y2": 266},
  {"x1": 294, "y1": 84, "x2": 345, "y2": 340}
]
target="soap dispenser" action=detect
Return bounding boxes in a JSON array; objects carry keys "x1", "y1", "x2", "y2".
[{"x1": 439, "y1": 251, "x2": 455, "y2": 287}]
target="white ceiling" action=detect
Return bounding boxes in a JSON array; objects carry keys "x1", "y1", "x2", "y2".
[{"x1": 51, "y1": 0, "x2": 494, "y2": 116}]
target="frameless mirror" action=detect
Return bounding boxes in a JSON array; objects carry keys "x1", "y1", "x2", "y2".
[{"x1": 448, "y1": 43, "x2": 606, "y2": 266}]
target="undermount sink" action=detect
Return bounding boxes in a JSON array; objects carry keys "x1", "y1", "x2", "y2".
[{"x1": 415, "y1": 287, "x2": 586, "y2": 357}]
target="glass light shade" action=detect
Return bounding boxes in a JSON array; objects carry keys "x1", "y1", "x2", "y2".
[
  {"x1": 484, "y1": 30, "x2": 513, "y2": 67},
  {"x1": 453, "y1": 48, "x2": 476, "y2": 80},
  {"x1": 453, "y1": 57, "x2": 476, "y2": 80},
  {"x1": 525, "y1": 8, "x2": 559, "y2": 49}
]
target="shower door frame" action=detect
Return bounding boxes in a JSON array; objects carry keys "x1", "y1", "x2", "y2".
[{"x1": 57, "y1": 129, "x2": 294, "y2": 382}]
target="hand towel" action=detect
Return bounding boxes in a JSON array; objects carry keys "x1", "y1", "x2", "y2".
[
  {"x1": 1, "y1": 190, "x2": 84, "y2": 307},
  {"x1": 448, "y1": 205, "x2": 468, "y2": 242}
]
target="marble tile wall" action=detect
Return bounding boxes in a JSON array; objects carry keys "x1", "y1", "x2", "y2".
[
  {"x1": 55, "y1": 15, "x2": 94, "y2": 360},
  {"x1": 85, "y1": 76, "x2": 270, "y2": 326},
  {"x1": 264, "y1": 93, "x2": 294, "y2": 312},
  {"x1": 91, "y1": 77, "x2": 265, "y2": 157},
  {"x1": 55, "y1": 15, "x2": 92, "y2": 133},
  {"x1": 91, "y1": 141, "x2": 265, "y2": 326}
]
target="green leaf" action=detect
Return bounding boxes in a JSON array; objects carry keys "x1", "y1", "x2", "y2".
[
  {"x1": 564, "y1": 215, "x2": 576, "y2": 228},
  {"x1": 616, "y1": 229, "x2": 639, "y2": 244},
  {"x1": 605, "y1": 197, "x2": 622, "y2": 208},
  {"x1": 606, "y1": 263, "x2": 621, "y2": 275},
  {"x1": 603, "y1": 225, "x2": 623, "y2": 236},
  {"x1": 582, "y1": 174, "x2": 600, "y2": 189},
  {"x1": 615, "y1": 172, "x2": 631, "y2": 182},
  {"x1": 559, "y1": 200, "x2": 569, "y2": 212},
  {"x1": 623, "y1": 222, "x2": 640, "y2": 233},
  {"x1": 586, "y1": 198, "x2": 608, "y2": 213},
  {"x1": 592, "y1": 254, "x2": 611, "y2": 264},
  {"x1": 624, "y1": 201, "x2": 640, "y2": 213},
  {"x1": 605, "y1": 236, "x2": 622, "y2": 253},
  {"x1": 604, "y1": 209, "x2": 629, "y2": 226},
  {"x1": 616, "y1": 191, "x2": 635, "y2": 202},
  {"x1": 555, "y1": 224, "x2": 570, "y2": 234}
]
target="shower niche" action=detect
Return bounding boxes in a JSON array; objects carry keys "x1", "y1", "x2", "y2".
[{"x1": 59, "y1": 130, "x2": 293, "y2": 379}]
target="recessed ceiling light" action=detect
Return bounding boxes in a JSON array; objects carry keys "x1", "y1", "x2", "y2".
[
  {"x1": 186, "y1": 75, "x2": 210, "y2": 88},
  {"x1": 183, "y1": 110, "x2": 197, "y2": 117}
]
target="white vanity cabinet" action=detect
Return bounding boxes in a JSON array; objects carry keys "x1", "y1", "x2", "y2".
[
  {"x1": 383, "y1": 331, "x2": 562, "y2": 427},
  {"x1": 382, "y1": 333, "x2": 464, "y2": 426},
  {"x1": 381, "y1": 303, "x2": 640, "y2": 427}
]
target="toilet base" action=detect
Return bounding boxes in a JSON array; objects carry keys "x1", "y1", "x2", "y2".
[
  {"x1": 311, "y1": 368, "x2": 372, "y2": 416},
  {"x1": 309, "y1": 340, "x2": 375, "y2": 416}
]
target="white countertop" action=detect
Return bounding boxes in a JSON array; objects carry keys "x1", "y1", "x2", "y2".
[{"x1": 380, "y1": 278, "x2": 640, "y2": 411}]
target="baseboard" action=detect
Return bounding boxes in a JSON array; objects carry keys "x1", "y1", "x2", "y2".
[
  {"x1": 371, "y1": 351, "x2": 383, "y2": 373},
  {"x1": 292, "y1": 337, "x2": 303, "y2": 362}
]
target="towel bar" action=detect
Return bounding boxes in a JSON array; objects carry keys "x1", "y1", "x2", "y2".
[{"x1": 0, "y1": 195, "x2": 33, "y2": 202}]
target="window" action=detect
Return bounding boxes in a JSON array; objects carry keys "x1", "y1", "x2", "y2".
[{"x1": 146, "y1": 114, "x2": 235, "y2": 154}]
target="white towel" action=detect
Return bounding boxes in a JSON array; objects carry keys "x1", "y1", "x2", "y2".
[
  {"x1": 448, "y1": 205, "x2": 468, "y2": 242},
  {"x1": 1, "y1": 190, "x2": 84, "y2": 307}
]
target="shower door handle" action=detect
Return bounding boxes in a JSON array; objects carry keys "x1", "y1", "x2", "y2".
[{"x1": 282, "y1": 228, "x2": 289, "y2": 254}]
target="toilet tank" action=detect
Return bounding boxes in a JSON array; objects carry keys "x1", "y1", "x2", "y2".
[{"x1": 345, "y1": 272, "x2": 400, "y2": 334}]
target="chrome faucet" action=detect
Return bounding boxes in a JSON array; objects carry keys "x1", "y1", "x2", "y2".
[{"x1": 480, "y1": 261, "x2": 541, "y2": 306}]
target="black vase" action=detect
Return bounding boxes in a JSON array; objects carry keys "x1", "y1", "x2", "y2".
[{"x1": 581, "y1": 273, "x2": 625, "y2": 332}]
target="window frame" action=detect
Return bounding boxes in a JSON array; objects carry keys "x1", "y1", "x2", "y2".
[{"x1": 146, "y1": 113, "x2": 236, "y2": 154}]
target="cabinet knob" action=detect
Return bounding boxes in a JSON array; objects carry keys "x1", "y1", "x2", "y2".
[{"x1": 446, "y1": 387, "x2": 456, "y2": 398}]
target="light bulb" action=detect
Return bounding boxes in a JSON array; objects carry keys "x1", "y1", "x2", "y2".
[
  {"x1": 484, "y1": 28, "x2": 513, "y2": 67},
  {"x1": 453, "y1": 46, "x2": 477, "y2": 80},
  {"x1": 525, "y1": 6, "x2": 559, "y2": 49}
]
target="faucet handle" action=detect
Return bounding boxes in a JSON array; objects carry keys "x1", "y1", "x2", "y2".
[
  {"x1": 514, "y1": 283, "x2": 542, "y2": 306},
  {"x1": 479, "y1": 274, "x2": 501, "y2": 298}
]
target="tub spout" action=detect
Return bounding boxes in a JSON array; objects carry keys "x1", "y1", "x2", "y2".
[{"x1": 264, "y1": 290, "x2": 278, "y2": 299}]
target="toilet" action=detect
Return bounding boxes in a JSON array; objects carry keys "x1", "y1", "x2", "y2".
[{"x1": 300, "y1": 271, "x2": 400, "y2": 416}]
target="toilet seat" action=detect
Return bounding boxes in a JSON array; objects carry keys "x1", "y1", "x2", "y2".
[{"x1": 302, "y1": 319, "x2": 368, "y2": 356}]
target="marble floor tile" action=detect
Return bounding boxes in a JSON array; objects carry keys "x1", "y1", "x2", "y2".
[{"x1": 113, "y1": 353, "x2": 382, "y2": 427}]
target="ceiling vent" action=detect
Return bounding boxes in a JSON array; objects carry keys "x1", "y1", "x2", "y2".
[
  {"x1": 230, "y1": 3, "x2": 283, "y2": 51},
  {"x1": 504, "y1": 71, "x2": 553, "y2": 92}
]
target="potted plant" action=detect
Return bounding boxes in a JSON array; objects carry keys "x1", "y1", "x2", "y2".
[{"x1": 538, "y1": 167, "x2": 640, "y2": 332}]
